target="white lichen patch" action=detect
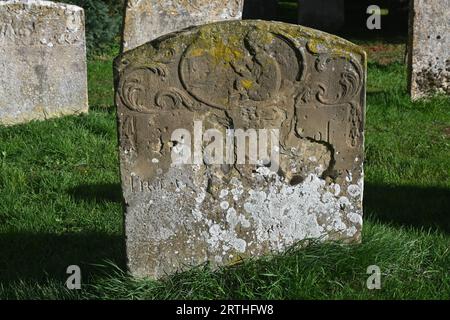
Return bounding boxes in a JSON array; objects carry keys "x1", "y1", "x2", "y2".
[
  {"x1": 125, "y1": 161, "x2": 363, "y2": 278},
  {"x1": 230, "y1": 177, "x2": 245, "y2": 201},
  {"x1": 242, "y1": 173, "x2": 357, "y2": 252},
  {"x1": 347, "y1": 212, "x2": 362, "y2": 225},
  {"x1": 220, "y1": 201, "x2": 229, "y2": 210},
  {"x1": 346, "y1": 226, "x2": 357, "y2": 237},
  {"x1": 329, "y1": 183, "x2": 341, "y2": 196},
  {"x1": 226, "y1": 207, "x2": 251, "y2": 229},
  {"x1": 347, "y1": 184, "x2": 361, "y2": 198},
  {"x1": 219, "y1": 189, "x2": 229, "y2": 199},
  {"x1": 207, "y1": 223, "x2": 247, "y2": 253}
]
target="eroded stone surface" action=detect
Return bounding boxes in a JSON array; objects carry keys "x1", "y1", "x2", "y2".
[
  {"x1": 114, "y1": 20, "x2": 366, "y2": 279},
  {"x1": 408, "y1": 0, "x2": 450, "y2": 100},
  {"x1": 121, "y1": 0, "x2": 244, "y2": 52},
  {"x1": 0, "y1": 0, "x2": 88, "y2": 126}
]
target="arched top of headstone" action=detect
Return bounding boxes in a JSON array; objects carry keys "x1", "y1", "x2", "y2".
[
  {"x1": 0, "y1": 0, "x2": 82, "y2": 11},
  {"x1": 116, "y1": 20, "x2": 366, "y2": 120},
  {"x1": 114, "y1": 20, "x2": 366, "y2": 278}
]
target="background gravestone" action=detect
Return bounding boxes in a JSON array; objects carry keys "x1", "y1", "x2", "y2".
[
  {"x1": 298, "y1": 0, "x2": 345, "y2": 33},
  {"x1": 408, "y1": 0, "x2": 450, "y2": 100},
  {"x1": 0, "y1": 0, "x2": 88, "y2": 126},
  {"x1": 121, "y1": 0, "x2": 244, "y2": 52},
  {"x1": 114, "y1": 20, "x2": 366, "y2": 279}
]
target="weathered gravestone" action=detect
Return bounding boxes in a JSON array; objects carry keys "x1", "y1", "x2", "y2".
[
  {"x1": 408, "y1": 0, "x2": 450, "y2": 100},
  {"x1": 114, "y1": 20, "x2": 366, "y2": 278},
  {"x1": 121, "y1": 0, "x2": 244, "y2": 52},
  {"x1": 0, "y1": 0, "x2": 88, "y2": 126},
  {"x1": 298, "y1": 0, "x2": 345, "y2": 33}
]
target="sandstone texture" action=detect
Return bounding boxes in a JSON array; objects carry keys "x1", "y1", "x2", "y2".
[
  {"x1": 121, "y1": 0, "x2": 244, "y2": 52},
  {"x1": 114, "y1": 20, "x2": 366, "y2": 279},
  {"x1": 408, "y1": 0, "x2": 450, "y2": 100},
  {"x1": 0, "y1": 0, "x2": 88, "y2": 126}
]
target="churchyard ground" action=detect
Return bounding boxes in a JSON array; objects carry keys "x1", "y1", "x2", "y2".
[{"x1": 0, "y1": 41, "x2": 448, "y2": 299}]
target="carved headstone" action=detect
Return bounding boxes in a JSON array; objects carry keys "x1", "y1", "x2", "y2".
[
  {"x1": 114, "y1": 20, "x2": 366, "y2": 278},
  {"x1": 298, "y1": 0, "x2": 345, "y2": 32},
  {"x1": 408, "y1": 0, "x2": 450, "y2": 100},
  {"x1": 0, "y1": 0, "x2": 88, "y2": 126},
  {"x1": 121, "y1": 0, "x2": 244, "y2": 52}
]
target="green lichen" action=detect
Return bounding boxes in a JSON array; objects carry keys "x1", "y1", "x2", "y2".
[
  {"x1": 116, "y1": 19, "x2": 367, "y2": 77},
  {"x1": 184, "y1": 27, "x2": 246, "y2": 64}
]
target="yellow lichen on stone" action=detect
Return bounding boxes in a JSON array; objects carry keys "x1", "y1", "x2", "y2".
[
  {"x1": 189, "y1": 48, "x2": 205, "y2": 57},
  {"x1": 188, "y1": 30, "x2": 244, "y2": 64},
  {"x1": 210, "y1": 40, "x2": 242, "y2": 63},
  {"x1": 241, "y1": 79, "x2": 253, "y2": 89}
]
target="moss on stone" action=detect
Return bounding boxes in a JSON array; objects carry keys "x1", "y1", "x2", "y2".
[{"x1": 117, "y1": 20, "x2": 367, "y2": 73}]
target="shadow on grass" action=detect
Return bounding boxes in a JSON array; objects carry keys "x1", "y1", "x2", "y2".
[
  {"x1": 364, "y1": 183, "x2": 450, "y2": 234},
  {"x1": 69, "y1": 183, "x2": 123, "y2": 204},
  {"x1": 1, "y1": 182, "x2": 448, "y2": 287},
  {"x1": 70, "y1": 182, "x2": 450, "y2": 235},
  {"x1": 1, "y1": 183, "x2": 125, "y2": 286},
  {"x1": 0, "y1": 232, "x2": 125, "y2": 285}
]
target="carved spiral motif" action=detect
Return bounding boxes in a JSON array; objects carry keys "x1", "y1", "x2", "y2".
[
  {"x1": 316, "y1": 58, "x2": 363, "y2": 105},
  {"x1": 155, "y1": 88, "x2": 195, "y2": 111},
  {"x1": 119, "y1": 68, "x2": 153, "y2": 113},
  {"x1": 119, "y1": 66, "x2": 196, "y2": 113}
]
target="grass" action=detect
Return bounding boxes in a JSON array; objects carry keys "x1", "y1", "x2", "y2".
[{"x1": 0, "y1": 44, "x2": 449, "y2": 300}]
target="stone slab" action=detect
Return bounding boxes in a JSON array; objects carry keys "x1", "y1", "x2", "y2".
[
  {"x1": 121, "y1": 0, "x2": 244, "y2": 52},
  {"x1": 114, "y1": 20, "x2": 366, "y2": 279},
  {"x1": 0, "y1": 0, "x2": 88, "y2": 126},
  {"x1": 408, "y1": 0, "x2": 450, "y2": 100}
]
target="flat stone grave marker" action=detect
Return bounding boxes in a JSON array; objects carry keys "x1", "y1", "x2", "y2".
[
  {"x1": 121, "y1": 0, "x2": 244, "y2": 52},
  {"x1": 408, "y1": 0, "x2": 450, "y2": 100},
  {"x1": 0, "y1": 0, "x2": 88, "y2": 126},
  {"x1": 114, "y1": 20, "x2": 366, "y2": 278}
]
